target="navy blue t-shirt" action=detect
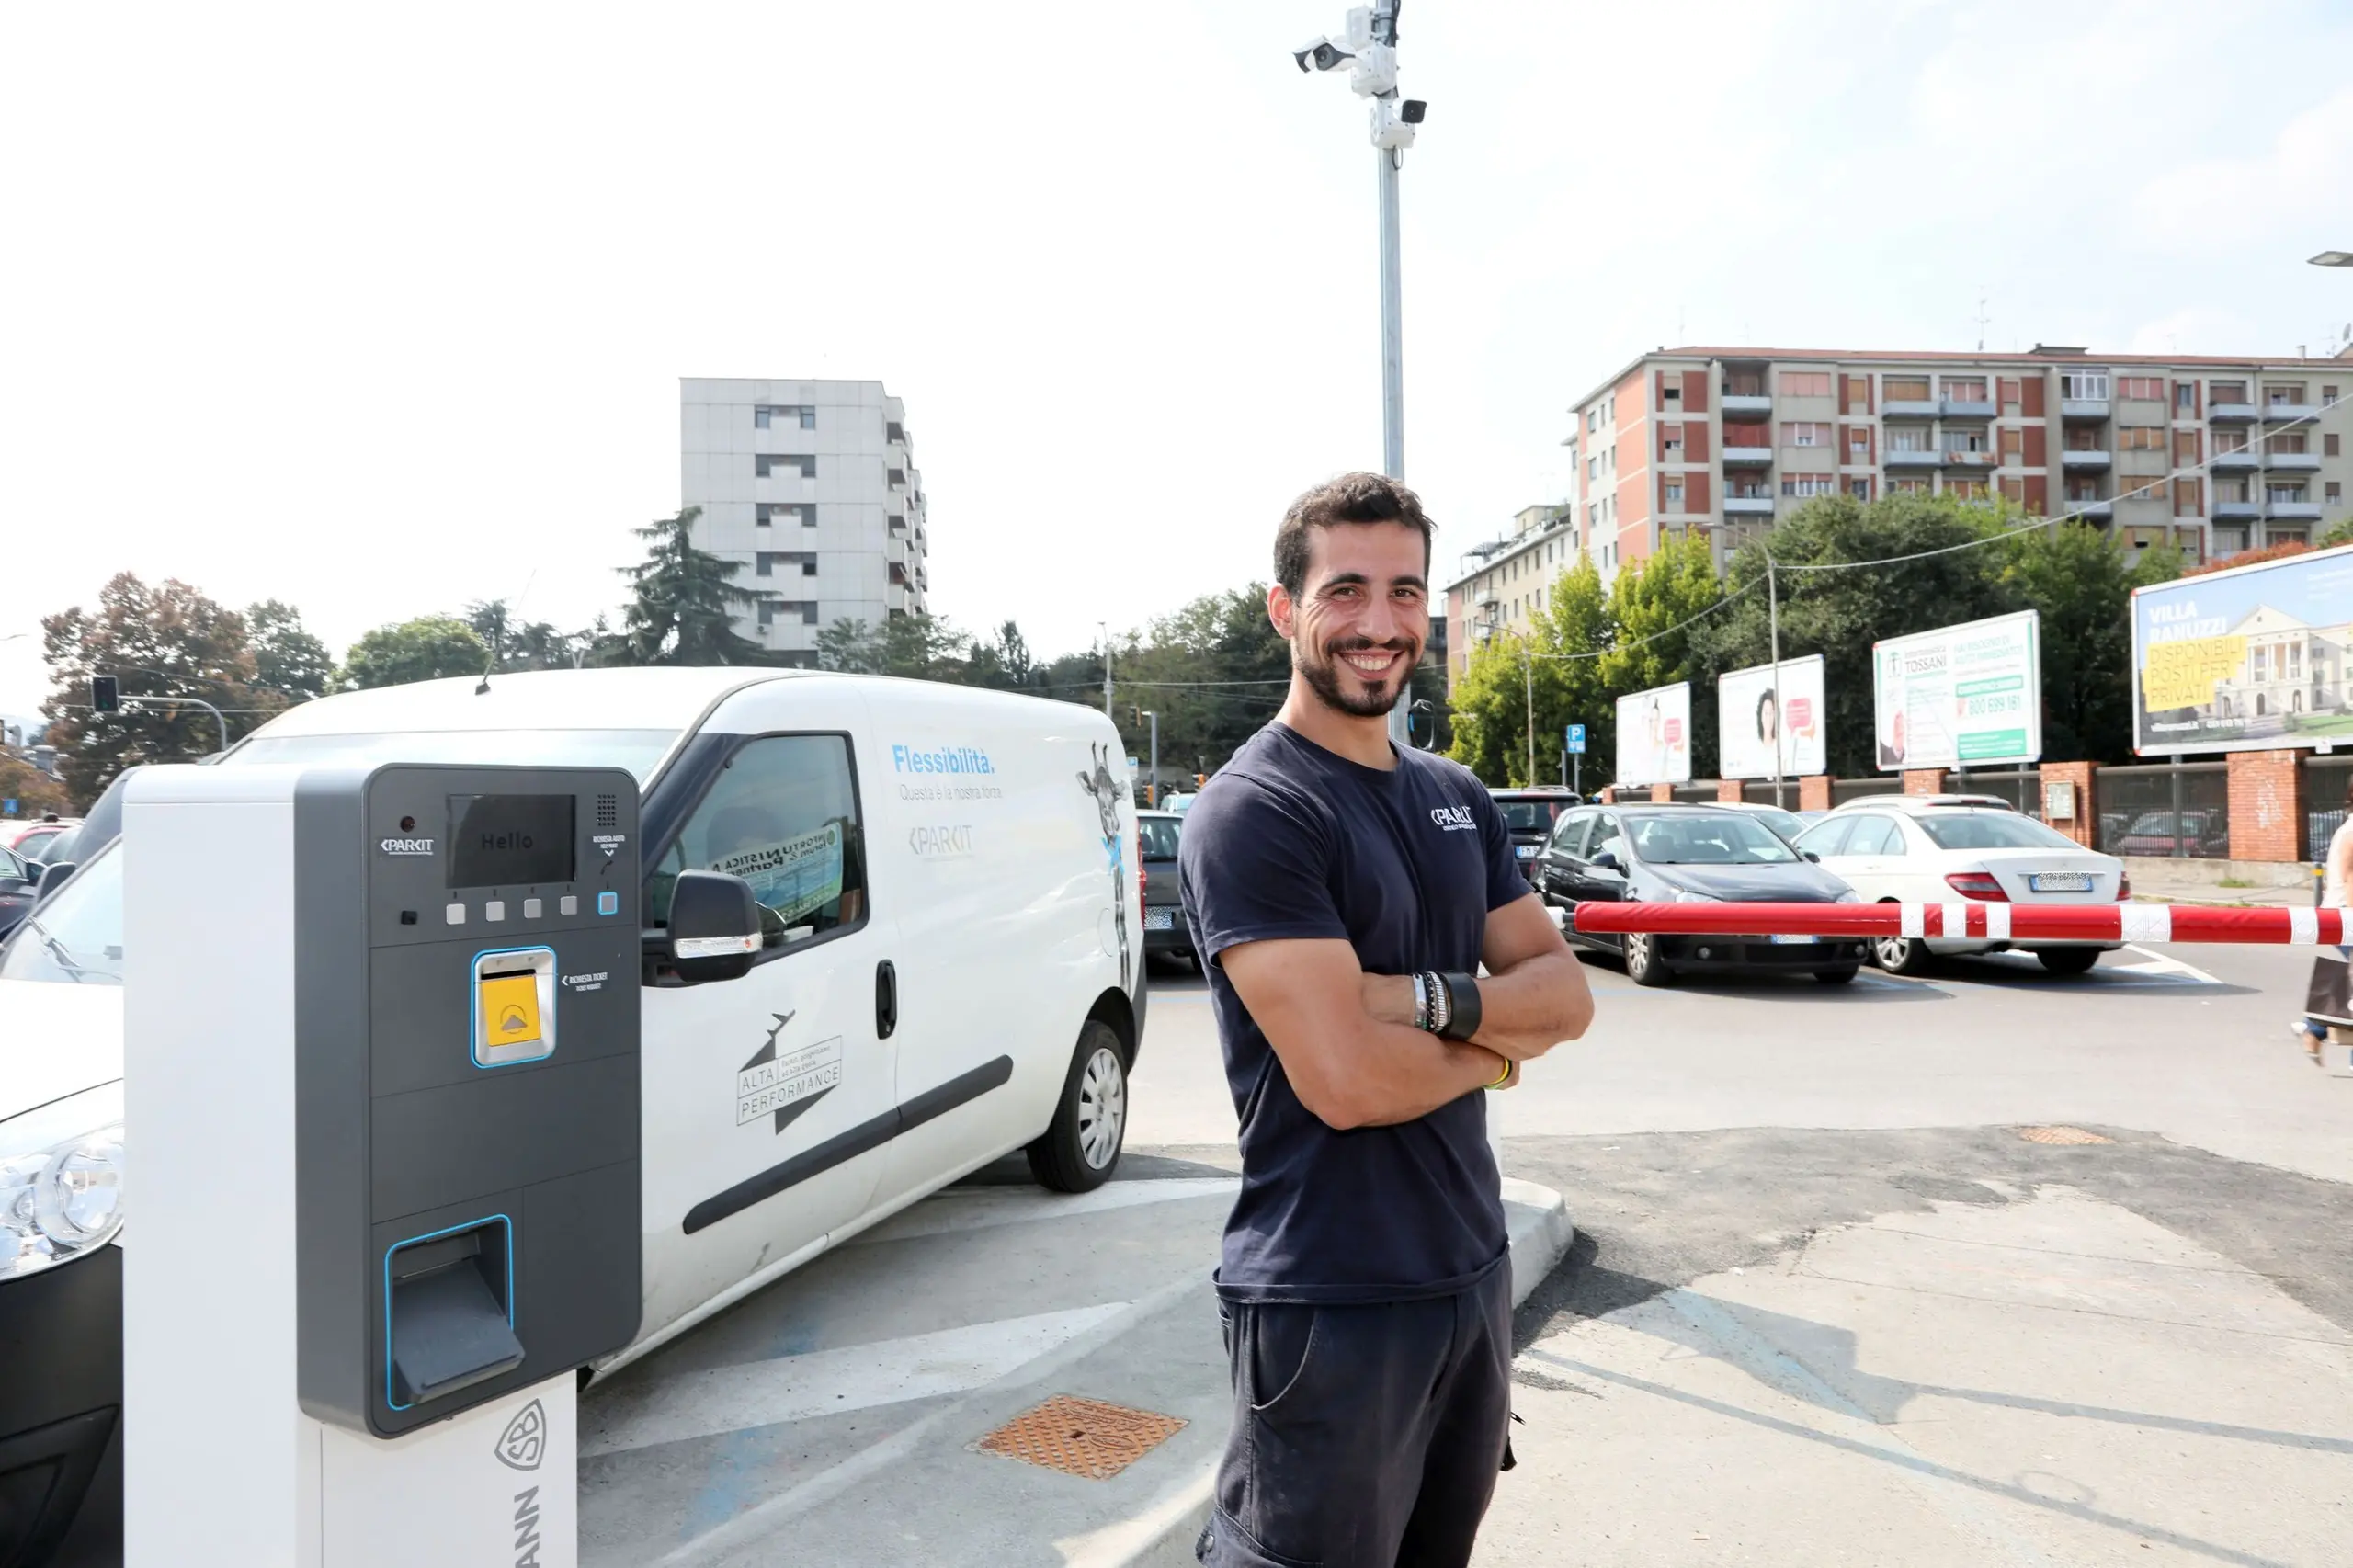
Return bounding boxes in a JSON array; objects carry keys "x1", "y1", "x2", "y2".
[{"x1": 1179, "y1": 722, "x2": 1530, "y2": 1303}]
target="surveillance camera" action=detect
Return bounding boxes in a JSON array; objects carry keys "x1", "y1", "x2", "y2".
[
  {"x1": 1293, "y1": 36, "x2": 1354, "y2": 72},
  {"x1": 1370, "y1": 97, "x2": 1418, "y2": 152},
  {"x1": 1347, "y1": 41, "x2": 1397, "y2": 97},
  {"x1": 1400, "y1": 98, "x2": 1426, "y2": 124}
]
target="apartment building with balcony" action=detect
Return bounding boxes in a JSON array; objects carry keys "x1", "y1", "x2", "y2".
[
  {"x1": 680, "y1": 377, "x2": 930, "y2": 665},
  {"x1": 1560, "y1": 345, "x2": 2353, "y2": 584},
  {"x1": 1441, "y1": 503, "x2": 1578, "y2": 687}
]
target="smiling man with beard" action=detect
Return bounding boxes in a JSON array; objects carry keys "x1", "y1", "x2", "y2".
[{"x1": 1178, "y1": 472, "x2": 1596, "y2": 1568}]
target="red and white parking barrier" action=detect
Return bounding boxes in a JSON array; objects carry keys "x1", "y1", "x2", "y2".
[{"x1": 1563, "y1": 901, "x2": 2346, "y2": 946}]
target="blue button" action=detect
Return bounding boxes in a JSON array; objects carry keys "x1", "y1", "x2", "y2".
[{"x1": 597, "y1": 891, "x2": 619, "y2": 915}]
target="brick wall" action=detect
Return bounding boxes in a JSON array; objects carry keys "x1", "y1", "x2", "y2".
[
  {"x1": 1798, "y1": 776, "x2": 1832, "y2": 812},
  {"x1": 1716, "y1": 779, "x2": 1745, "y2": 802},
  {"x1": 1904, "y1": 769, "x2": 1948, "y2": 796},
  {"x1": 2040, "y1": 760, "x2": 2097, "y2": 847},
  {"x1": 2227, "y1": 750, "x2": 2305, "y2": 861},
  {"x1": 1650, "y1": 783, "x2": 1676, "y2": 802}
]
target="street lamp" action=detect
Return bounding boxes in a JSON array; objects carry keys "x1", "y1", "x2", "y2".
[{"x1": 1296, "y1": 3, "x2": 1427, "y2": 752}]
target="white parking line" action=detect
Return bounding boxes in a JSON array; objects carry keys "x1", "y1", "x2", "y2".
[
  {"x1": 2117, "y1": 944, "x2": 2222, "y2": 986},
  {"x1": 849, "y1": 1176, "x2": 1239, "y2": 1246},
  {"x1": 581, "y1": 1303, "x2": 1131, "y2": 1458}
]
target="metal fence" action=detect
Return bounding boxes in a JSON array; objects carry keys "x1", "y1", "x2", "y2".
[
  {"x1": 2305, "y1": 755, "x2": 2353, "y2": 861},
  {"x1": 1953, "y1": 767, "x2": 2042, "y2": 818},
  {"x1": 2096, "y1": 761, "x2": 2230, "y2": 858},
  {"x1": 1831, "y1": 776, "x2": 1904, "y2": 806}
]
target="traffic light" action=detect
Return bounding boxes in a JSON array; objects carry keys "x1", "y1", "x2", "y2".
[{"x1": 90, "y1": 675, "x2": 120, "y2": 713}]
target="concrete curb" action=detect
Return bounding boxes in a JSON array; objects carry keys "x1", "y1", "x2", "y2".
[{"x1": 1108, "y1": 1180, "x2": 1578, "y2": 1568}]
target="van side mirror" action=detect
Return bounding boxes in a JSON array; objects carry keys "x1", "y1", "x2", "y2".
[
  {"x1": 663, "y1": 869, "x2": 762, "y2": 984},
  {"x1": 34, "y1": 861, "x2": 76, "y2": 902},
  {"x1": 1590, "y1": 850, "x2": 1622, "y2": 874},
  {"x1": 1803, "y1": 851, "x2": 1821, "y2": 863}
]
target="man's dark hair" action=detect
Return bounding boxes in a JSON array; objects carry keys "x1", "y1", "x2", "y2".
[{"x1": 1274, "y1": 472, "x2": 1435, "y2": 597}]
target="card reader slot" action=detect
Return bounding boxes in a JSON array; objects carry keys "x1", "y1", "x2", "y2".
[{"x1": 387, "y1": 1221, "x2": 523, "y2": 1407}]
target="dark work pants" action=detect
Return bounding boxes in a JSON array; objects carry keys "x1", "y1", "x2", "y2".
[{"x1": 1198, "y1": 1263, "x2": 1513, "y2": 1568}]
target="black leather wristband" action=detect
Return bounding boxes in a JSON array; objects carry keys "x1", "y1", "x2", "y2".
[{"x1": 1436, "y1": 971, "x2": 1482, "y2": 1040}]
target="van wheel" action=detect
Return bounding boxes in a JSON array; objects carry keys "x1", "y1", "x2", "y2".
[
  {"x1": 1028, "y1": 1019, "x2": 1127, "y2": 1193},
  {"x1": 2035, "y1": 947, "x2": 2100, "y2": 975}
]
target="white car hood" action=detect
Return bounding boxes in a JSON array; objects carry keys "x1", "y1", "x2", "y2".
[{"x1": 0, "y1": 977, "x2": 125, "y2": 1123}]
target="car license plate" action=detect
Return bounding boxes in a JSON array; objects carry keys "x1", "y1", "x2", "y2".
[
  {"x1": 2029, "y1": 873, "x2": 2093, "y2": 892},
  {"x1": 1769, "y1": 933, "x2": 1818, "y2": 945},
  {"x1": 1515, "y1": 845, "x2": 1537, "y2": 858},
  {"x1": 1143, "y1": 908, "x2": 1175, "y2": 930}
]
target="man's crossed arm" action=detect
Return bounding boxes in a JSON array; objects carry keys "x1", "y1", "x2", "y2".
[{"x1": 1217, "y1": 893, "x2": 1595, "y2": 1131}]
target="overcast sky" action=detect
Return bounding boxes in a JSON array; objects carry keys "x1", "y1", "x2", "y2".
[{"x1": 6, "y1": 0, "x2": 2353, "y2": 722}]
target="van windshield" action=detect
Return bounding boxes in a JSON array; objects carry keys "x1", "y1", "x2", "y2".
[
  {"x1": 0, "y1": 846, "x2": 123, "y2": 986},
  {"x1": 228, "y1": 729, "x2": 678, "y2": 783}
]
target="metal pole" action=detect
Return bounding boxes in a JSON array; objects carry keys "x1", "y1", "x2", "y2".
[
  {"x1": 1522, "y1": 637, "x2": 1535, "y2": 786},
  {"x1": 123, "y1": 694, "x2": 229, "y2": 755},
  {"x1": 1767, "y1": 554, "x2": 1785, "y2": 809},
  {"x1": 1574, "y1": 753, "x2": 1581, "y2": 796},
  {"x1": 1145, "y1": 711, "x2": 1158, "y2": 808},
  {"x1": 1099, "y1": 621, "x2": 1112, "y2": 721},
  {"x1": 1379, "y1": 145, "x2": 1413, "y2": 756}
]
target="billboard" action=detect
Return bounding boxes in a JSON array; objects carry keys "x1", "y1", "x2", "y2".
[
  {"x1": 1871, "y1": 609, "x2": 2041, "y2": 771},
  {"x1": 1614, "y1": 682, "x2": 1691, "y2": 787},
  {"x1": 1717, "y1": 655, "x2": 1826, "y2": 780},
  {"x1": 2131, "y1": 543, "x2": 2353, "y2": 756}
]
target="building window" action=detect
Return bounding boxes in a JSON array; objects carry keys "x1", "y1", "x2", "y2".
[
  {"x1": 2118, "y1": 426, "x2": 2166, "y2": 451},
  {"x1": 1847, "y1": 426, "x2": 1870, "y2": 456},
  {"x1": 2267, "y1": 484, "x2": 2309, "y2": 504},
  {"x1": 2211, "y1": 380, "x2": 2247, "y2": 403},
  {"x1": 2325, "y1": 386, "x2": 2340, "y2": 405},
  {"x1": 1663, "y1": 433, "x2": 1684, "y2": 458},
  {"x1": 755, "y1": 404, "x2": 816, "y2": 430},
  {"x1": 1946, "y1": 479, "x2": 1990, "y2": 502},
  {"x1": 2264, "y1": 383, "x2": 2307, "y2": 407},
  {"x1": 2328, "y1": 481, "x2": 2343, "y2": 504},
  {"x1": 2118, "y1": 376, "x2": 2165, "y2": 401},
  {"x1": 2174, "y1": 430, "x2": 2200, "y2": 465},
  {"x1": 1941, "y1": 377, "x2": 1988, "y2": 403},
  {"x1": 2061, "y1": 369, "x2": 2110, "y2": 401},
  {"x1": 1941, "y1": 426, "x2": 1991, "y2": 454},
  {"x1": 2214, "y1": 427, "x2": 2249, "y2": 454},
  {"x1": 1662, "y1": 383, "x2": 1682, "y2": 406},
  {"x1": 2268, "y1": 431, "x2": 2308, "y2": 455},
  {"x1": 1999, "y1": 377, "x2": 2022, "y2": 413},
  {"x1": 1782, "y1": 421, "x2": 1830, "y2": 447},
  {"x1": 1779, "y1": 472, "x2": 1835, "y2": 498},
  {"x1": 2175, "y1": 382, "x2": 2199, "y2": 414},
  {"x1": 2000, "y1": 426, "x2": 2024, "y2": 460},
  {"x1": 756, "y1": 453, "x2": 816, "y2": 478},
  {"x1": 1724, "y1": 369, "x2": 1768, "y2": 397},
  {"x1": 1891, "y1": 477, "x2": 1930, "y2": 495},
  {"x1": 1779, "y1": 370, "x2": 1831, "y2": 397},
  {"x1": 1664, "y1": 481, "x2": 1685, "y2": 510},
  {"x1": 756, "y1": 502, "x2": 816, "y2": 527},
  {"x1": 1888, "y1": 426, "x2": 1932, "y2": 452},
  {"x1": 1847, "y1": 476, "x2": 1873, "y2": 499},
  {"x1": 2175, "y1": 477, "x2": 2203, "y2": 516},
  {"x1": 1844, "y1": 375, "x2": 1871, "y2": 408},
  {"x1": 1884, "y1": 375, "x2": 1931, "y2": 402},
  {"x1": 2327, "y1": 433, "x2": 2342, "y2": 457}
]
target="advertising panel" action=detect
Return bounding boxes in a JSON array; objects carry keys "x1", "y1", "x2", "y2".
[
  {"x1": 1614, "y1": 682, "x2": 1691, "y2": 787},
  {"x1": 2130, "y1": 542, "x2": 2353, "y2": 756},
  {"x1": 1717, "y1": 655, "x2": 1827, "y2": 780},
  {"x1": 1871, "y1": 610, "x2": 2041, "y2": 771}
]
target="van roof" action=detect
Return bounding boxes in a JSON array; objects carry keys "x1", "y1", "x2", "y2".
[{"x1": 250, "y1": 667, "x2": 816, "y2": 739}]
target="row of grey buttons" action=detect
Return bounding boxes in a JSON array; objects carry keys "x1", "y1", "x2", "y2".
[{"x1": 444, "y1": 896, "x2": 578, "y2": 926}]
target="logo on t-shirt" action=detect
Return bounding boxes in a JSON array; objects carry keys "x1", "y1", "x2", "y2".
[{"x1": 1429, "y1": 805, "x2": 1478, "y2": 832}]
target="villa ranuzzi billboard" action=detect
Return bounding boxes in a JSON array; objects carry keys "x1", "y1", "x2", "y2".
[{"x1": 2131, "y1": 542, "x2": 2353, "y2": 756}]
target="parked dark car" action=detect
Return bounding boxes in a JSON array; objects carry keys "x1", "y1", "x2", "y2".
[
  {"x1": 0, "y1": 845, "x2": 35, "y2": 938},
  {"x1": 1490, "y1": 787, "x2": 1581, "y2": 881},
  {"x1": 1138, "y1": 810, "x2": 1192, "y2": 968},
  {"x1": 1535, "y1": 802, "x2": 1866, "y2": 986}
]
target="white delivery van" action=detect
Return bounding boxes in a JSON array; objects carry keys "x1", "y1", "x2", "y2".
[{"x1": 0, "y1": 667, "x2": 1143, "y2": 1561}]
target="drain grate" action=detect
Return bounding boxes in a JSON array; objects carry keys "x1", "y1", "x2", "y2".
[
  {"x1": 2018, "y1": 1125, "x2": 2114, "y2": 1145},
  {"x1": 974, "y1": 1395, "x2": 1187, "y2": 1480}
]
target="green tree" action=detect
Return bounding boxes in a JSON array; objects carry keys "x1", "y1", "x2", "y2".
[
  {"x1": 1995, "y1": 522, "x2": 2180, "y2": 763},
  {"x1": 1599, "y1": 532, "x2": 1726, "y2": 776},
  {"x1": 616, "y1": 506, "x2": 774, "y2": 665},
  {"x1": 465, "y1": 598, "x2": 581, "y2": 672},
  {"x1": 40, "y1": 574, "x2": 278, "y2": 805},
  {"x1": 0, "y1": 755, "x2": 75, "y2": 818},
  {"x1": 246, "y1": 599, "x2": 334, "y2": 703},
  {"x1": 340, "y1": 616, "x2": 489, "y2": 690},
  {"x1": 1449, "y1": 552, "x2": 1615, "y2": 786}
]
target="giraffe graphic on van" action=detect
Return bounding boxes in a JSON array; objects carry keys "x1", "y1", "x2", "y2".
[{"x1": 1077, "y1": 743, "x2": 1132, "y2": 994}]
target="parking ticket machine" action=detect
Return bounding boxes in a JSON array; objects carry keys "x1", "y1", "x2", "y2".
[{"x1": 123, "y1": 764, "x2": 642, "y2": 1568}]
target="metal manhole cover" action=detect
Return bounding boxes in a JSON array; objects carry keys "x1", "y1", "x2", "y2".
[
  {"x1": 974, "y1": 1395, "x2": 1186, "y2": 1480},
  {"x1": 2018, "y1": 1125, "x2": 2114, "y2": 1145}
]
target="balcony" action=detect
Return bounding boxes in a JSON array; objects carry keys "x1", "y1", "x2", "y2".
[
  {"x1": 2213, "y1": 499, "x2": 2263, "y2": 521},
  {"x1": 1883, "y1": 449, "x2": 1941, "y2": 468},
  {"x1": 1940, "y1": 449, "x2": 1999, "y2": 470},
  {"x1": 1720, "y1": 443, "x2": 1773, "y2": 467},
  {"x1": 1724, "y1": 494, "x2": 1776, "y2": 516},
  {"x1": 1939, "y1": 400, "x2": 1996, "y2": 419},
  {"x1": 1882, "y1": 399, "x2": 1939, "y2": 418},
  {"x1": 2265, "y1": 451, "x2": 2322, "y2": 472},
  {"x1": 2209, "y1": 402, "x2": 2257, "y2": 421},
  {"x1": 2064, "y1": 497, "x2": 2113, "y2": 521},
  {"x1": 2266, "y1": 500, "x2": 2323, "y2": 521},
  {"x1": 2262, "y1": 402, "x2": 2320, "y2": 423},
  {"x1": 2211, "y1": 448, "x2": 2258, "y2": 472},
  {"x1": 1720, "y1": 392, "x2": 1772, "y2": 415},
  {"x1": 2060, "y1": 449, "x2": 2112, "y2": 469},
  {"x1": 2061, "y1": 399, "x2": 2110, "y2": 421}
]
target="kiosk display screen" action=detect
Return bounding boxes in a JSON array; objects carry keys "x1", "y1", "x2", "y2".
[{"x1": 448, "y1": 793, "x2": 575, "y2": 887}]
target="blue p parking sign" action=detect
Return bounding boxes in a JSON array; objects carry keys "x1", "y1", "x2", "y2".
[{"x1": 1564, "y1": 724, "x2": 1586, "y2": 755}]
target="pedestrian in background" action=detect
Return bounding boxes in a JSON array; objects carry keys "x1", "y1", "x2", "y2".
[
  {"x1": 2298, "y1": 777, "x2": 2353, "y2": 1062},
  {"x1": 1178, "y1": 472, "x2": 1596, "y2": 1568}
]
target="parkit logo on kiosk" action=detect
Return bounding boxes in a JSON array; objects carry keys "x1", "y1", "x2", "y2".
[{"x1": 378, "y1": 836, "x2": 436, "y2": 857}]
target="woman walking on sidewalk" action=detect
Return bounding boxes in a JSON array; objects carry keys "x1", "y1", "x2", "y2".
[{"x1": 2297, "y1": 778, "x2": 2353, "y2": 1063}]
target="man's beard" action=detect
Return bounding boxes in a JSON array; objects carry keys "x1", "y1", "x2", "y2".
[{"x1": 1295, "y1": 634, "x2": 1418, "y2": 719}]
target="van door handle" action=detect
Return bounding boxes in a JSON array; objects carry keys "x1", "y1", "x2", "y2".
[{"x1": 875, "y1": 960, "x2": 897, "y2": 1040}]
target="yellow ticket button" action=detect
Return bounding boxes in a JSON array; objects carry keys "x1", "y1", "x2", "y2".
[{"x1": 478, "y1": 972, "x2": 542, "y2": 1050}]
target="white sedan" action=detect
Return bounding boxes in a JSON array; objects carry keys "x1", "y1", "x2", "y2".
[{"x1": 1791, "y1": 799, "x2": 2127, "y2": 975}]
